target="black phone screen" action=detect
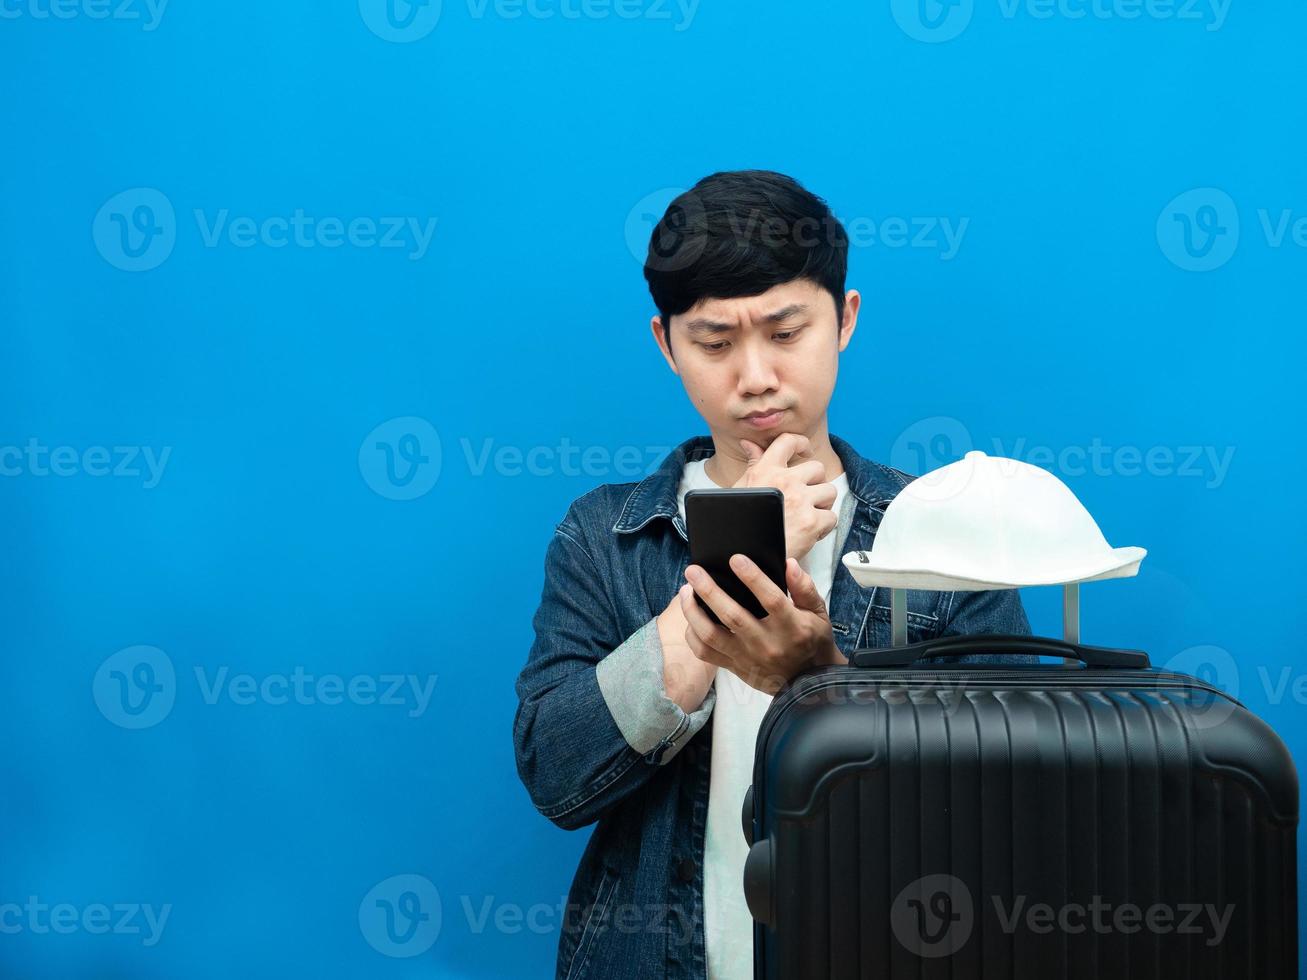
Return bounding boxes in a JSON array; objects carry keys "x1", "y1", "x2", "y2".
[{"x1": 684, "y1": 487, "x2": 787, "y2": 626}]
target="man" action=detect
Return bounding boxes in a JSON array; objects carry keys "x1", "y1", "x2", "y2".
[{"x1": 513, "y1": 170, "x2": 1034, "y2": 980}]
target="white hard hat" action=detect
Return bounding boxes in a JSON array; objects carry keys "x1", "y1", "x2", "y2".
[{"x1": 843, "y1": 450, "x2": 1146, "y2": 592}]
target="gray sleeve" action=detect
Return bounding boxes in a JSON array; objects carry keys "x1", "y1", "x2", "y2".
[{"x1": 595, "y1": 616, "x2": 716, "y2": 765}]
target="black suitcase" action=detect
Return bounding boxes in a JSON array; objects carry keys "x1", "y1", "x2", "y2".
[{"x1": 742, "y1": 632, "x2": 1299, "y2": 979}]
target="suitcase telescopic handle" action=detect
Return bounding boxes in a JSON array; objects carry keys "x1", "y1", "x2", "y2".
[
  {"x1": 885, "y1": 583, "x2": 1095, "y2": 647},
  {"x1": 851, "y1": 633, "x2": 1151, "y2": 669}
]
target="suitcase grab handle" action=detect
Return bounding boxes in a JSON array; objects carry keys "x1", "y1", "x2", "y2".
[{"x1": 851, "y1": 633, "x2": 1151, "y2": 669}]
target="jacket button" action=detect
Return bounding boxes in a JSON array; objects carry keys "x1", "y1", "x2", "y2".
[{"x1": 676, "y1": 857, "x2": 696, "y2": 883}]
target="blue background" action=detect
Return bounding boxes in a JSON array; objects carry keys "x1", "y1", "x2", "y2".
[{"x1": 2, "y1": 0, "x2": 1304, "y2": 976}]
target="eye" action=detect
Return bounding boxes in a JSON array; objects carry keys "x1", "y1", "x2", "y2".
[
  {"x1": 774, "y1": 331, "x2": 796, "y2": 341},
  {"x1": 701, "y1": 341, "x2": 730, "y2": 353}
]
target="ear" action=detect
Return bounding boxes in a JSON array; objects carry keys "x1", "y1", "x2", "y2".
[
  {"x1": 651, "y1": 315, "x2": 679, "y2": 375},
  {"x1": 837, "y1": 290, "x2": 860, "y2": 353}
]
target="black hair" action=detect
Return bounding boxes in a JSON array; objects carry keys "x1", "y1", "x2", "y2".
[{"x1": 643, "y1": 170, "x2": 849, "y2": 352}]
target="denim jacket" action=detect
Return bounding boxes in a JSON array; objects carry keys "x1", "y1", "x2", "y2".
[{"x1": 512, "y1": 432, "x2": 1035, "y2": 980}]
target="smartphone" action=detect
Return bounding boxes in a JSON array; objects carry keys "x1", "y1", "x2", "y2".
[{"x1": 684, "y1": 488, "x2": 787, "y2": 626}]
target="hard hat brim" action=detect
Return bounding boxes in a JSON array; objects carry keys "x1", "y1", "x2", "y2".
[{"x1": 841, "y1": 546, "x2": 1147, "y2": 592}]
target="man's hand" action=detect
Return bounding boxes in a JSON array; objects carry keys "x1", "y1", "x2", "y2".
[
  {"x1": 732, "y1": 432, "x2": 837, "y2": 562},
  {"x1": 679, "y1": 553, "x2": 846, "y2": 695},
  {"x1": 657, "y1": 592, "x2": 718, "y2": 714}
]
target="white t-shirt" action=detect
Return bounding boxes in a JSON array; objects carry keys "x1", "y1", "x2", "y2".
[{"x1": 675, "y1": 456, "x2": 850, "y2": 980}]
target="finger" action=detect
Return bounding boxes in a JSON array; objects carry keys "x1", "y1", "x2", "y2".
[
  {"x1": 786, "y1": 557, "x2": 829, "y2": 614},
  {"x1": 685, "y1": 564, "x2": 759, "y2": 637},
  {"x1": 792, "y1": 459, "x2": 829, "y2": 485},
  {"x1": 728, "y1": 553, "x2": 790, "y2": 618},
  {"x1": 762, "y1": 432, "x2": 812, "y2": 467},
  {"x1": 802, "y1": 510, "x2": 839, "y2": 545},
  {"x1": 687, "y1": 630, "x2": 731, "y2": 668},
  {"x1": 820, "y1": 509, "x2": 839, "y2": 537},
  {"x1": 679, "y1": 582, "x2": 733, "y2": 657},
  {"x1": 810, "y1": 482, "x2": 838, "y2": 510}
]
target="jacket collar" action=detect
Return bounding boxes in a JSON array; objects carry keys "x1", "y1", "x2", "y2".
[{"x1": 612, "y1": 431, "x2": 908, "y2": 536}]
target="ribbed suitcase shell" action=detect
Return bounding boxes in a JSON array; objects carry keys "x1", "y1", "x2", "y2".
[{"x1": 743, "y1": 645, "x2": 1299, "y2": 979}]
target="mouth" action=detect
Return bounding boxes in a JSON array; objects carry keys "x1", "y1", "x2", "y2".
[{"x1": 741, "y1": 408, "x2": 786, "y2": 429}]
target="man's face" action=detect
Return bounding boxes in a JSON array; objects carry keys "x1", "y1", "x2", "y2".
[{"x1": 652, "y1": 279, "x2": 859, "y2": 448}]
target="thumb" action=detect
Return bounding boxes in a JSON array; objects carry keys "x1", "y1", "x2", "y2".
[
  {"x1": 739, "y1": 439, "x2": 764, "y2": 464},
  {"x1": 786, "y1": 558, "x2": 828, "y2": 615}
]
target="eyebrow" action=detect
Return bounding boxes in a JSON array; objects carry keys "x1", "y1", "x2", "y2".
[{"x1": 683, "y1": 303, "x2": 811, "y2": 336}]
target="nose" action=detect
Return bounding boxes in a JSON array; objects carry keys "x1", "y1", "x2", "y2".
[{"x1": 736, "y1": 335, "x2": 779, "y2": 397}]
